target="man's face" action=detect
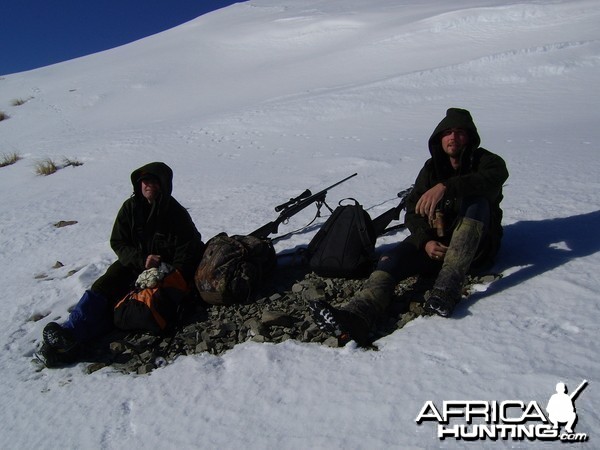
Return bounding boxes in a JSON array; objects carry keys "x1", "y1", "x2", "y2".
[
  {"x1": 441, "y1": 128, "x2": 469, "y2": 158},
  {"x1": 141, "y1": 178, "x2": 161, "y2": 203}
]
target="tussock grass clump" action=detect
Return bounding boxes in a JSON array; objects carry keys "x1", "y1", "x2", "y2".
[
  {"x1": 11, "y1": 98, "x2": 28, "y2": 106},
  {"x1": 35, "y1": 158, "x2": 59, "y2": 176},
  {"x1": 35, "y1": 157, "x2": 84, "y2": 176},
  {"x1": 0, "y1": 111, "x2": 9, "y2": 121},
  {"x1": 0, "y1": 152, "x2": 21, "y2": 168}
]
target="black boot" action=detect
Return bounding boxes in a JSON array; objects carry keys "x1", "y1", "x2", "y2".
[
  {"x1": 308, "y1": 300, "x2": 369, "y2": 346},
  {"x1": 43, "y1": 322, "x2": 78, "y2": 351},
  {"x1": 424, "y1": 288, "x2": 459, "y2": 318},
  {"x1": 37, "y1": 322, "x2": 81, "y2": 368}
]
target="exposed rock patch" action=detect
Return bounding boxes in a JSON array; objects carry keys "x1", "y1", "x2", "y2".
[{"x1": 81, "y1": 263, "x2": 497, "y2": 375}]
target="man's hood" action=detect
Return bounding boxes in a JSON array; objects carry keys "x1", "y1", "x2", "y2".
[
  {"x1": 428, "y1": 108, "x2": 481, "y2": 178},
  {"x1": 130, "y1": 162, "x2": 173, "y2": 199}
]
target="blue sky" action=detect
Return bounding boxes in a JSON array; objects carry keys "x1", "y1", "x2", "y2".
[{"x1": 0, "y1": 1, "x2": 243, "y2": 76}]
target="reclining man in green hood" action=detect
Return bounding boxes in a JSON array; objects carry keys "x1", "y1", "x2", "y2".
[
  {"x1": 310, "y1": 108, "x2": 509, "y2": 345},
  {"x1": 37, "y1": 162, "x2": 205, "y2": 367}
]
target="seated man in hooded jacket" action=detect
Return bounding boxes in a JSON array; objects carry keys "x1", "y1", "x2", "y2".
[
  {"x1": 310, "y1": 108, "x2": 509, "y2": 345},
  {"x1": 38, "y1": 161, "x2": 205, "y2": 367}
]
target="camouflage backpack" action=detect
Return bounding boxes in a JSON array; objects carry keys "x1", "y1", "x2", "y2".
[{"x1": 194, "y1": 233, "x2": 276, "y2": 305}]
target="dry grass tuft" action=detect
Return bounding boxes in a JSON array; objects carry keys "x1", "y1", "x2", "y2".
[
  {"x1": 11, "y1": 98, "x2": 29, "y2": 106},
  {"x1": 0, "y1": 152, "x2": 22, "y2": 168},
  {"x1": 35, "y1": 158, "x2": 59, "y2": 176},
  {"x1": 34, "y1": 157, "x2": 84, "y2": 175}
]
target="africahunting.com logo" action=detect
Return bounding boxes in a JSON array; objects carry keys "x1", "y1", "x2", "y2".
[{"x1": 415, "y1": 380, "x2": 589, "y2": 443}]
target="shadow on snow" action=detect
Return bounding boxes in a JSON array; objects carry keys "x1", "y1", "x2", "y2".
[{"x1": 463, "y1": 209, "x2": 600, "y2": 312}]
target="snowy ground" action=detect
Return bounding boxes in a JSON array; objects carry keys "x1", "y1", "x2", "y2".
[{"x1": 1, "y1": 0, "x2": 599, "y2": 448}]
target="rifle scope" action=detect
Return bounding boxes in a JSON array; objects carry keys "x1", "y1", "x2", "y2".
[{"x1": 275, "y1": 189, "x2": 312, "y2": 212}]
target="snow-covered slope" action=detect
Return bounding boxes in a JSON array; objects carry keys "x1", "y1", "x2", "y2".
[{"x1": 1, "y1": 0, "x2": 599, "y2": 448}]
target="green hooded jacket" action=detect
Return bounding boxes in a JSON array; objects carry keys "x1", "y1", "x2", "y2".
[
  {"x1": 404, "y1": 108, "x2": 509, "y2": 263},
  {"x1": 109, "y1": 162, "x2": 204, "y2": 280}
]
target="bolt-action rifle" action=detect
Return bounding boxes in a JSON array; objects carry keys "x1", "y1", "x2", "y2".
[
  {"x1": 371, "y1": 185, "x2": 413, "y2": 237},
  {"x1": 250, "y1": 173, "x2": 357, "y2": 239}
]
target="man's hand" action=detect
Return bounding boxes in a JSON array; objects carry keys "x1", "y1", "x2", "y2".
[
  {"x1": 415, "y1": 183, "x2": 446, "y2": 219},
  {"x1": 145, "y1": 254, "x2": 161, "y2": 269},
  {"x1": 425, "y1": 240, "x2": 447, "y2": 261}
]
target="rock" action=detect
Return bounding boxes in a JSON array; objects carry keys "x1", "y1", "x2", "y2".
[
  {"x1": 109, "y1": 341, "x2": 127, "y2": 354},
  {"x1": 261, "y1": 311, "x2": 295, "y2": 328},
  {"x1": 270, "y1": 328, "x2": 283, "y2": 338},
  {"x1": 54, "y1": 220, "x2": 78, "y2": 228},
  {"x1": 244, "y1": 318, "x2": 267, "y2": 336},
  {"x1": 409, "y1": 302, "x2": 426, "y2": 315},
  {"x1": 196, "y1": 341, "x2": 210, "y2": 353},
  {"x1": 86, "y1": 362, "x2": 108, "y2": 374},
  {"x1": 268, "y1": 293, "x2": 283, "y2": 302},
  {"x1": 396, "y1": 312, "x2": 417, "y2": 329},
  {"x1": 301, "y1": 286, "x2": 325, "y2": 302},
  {"x1": 323, "y1": 337, "x2": 340, "y2": 348},
  {"x1": 28, "y1": 312, "x2": 48, "y2": 322},
  {"x1": 221, "y1": 320, "x2": 238, "y2": 332},
  {"x1": 137, "y1": 363, "x2": 155, "y2": 375}
]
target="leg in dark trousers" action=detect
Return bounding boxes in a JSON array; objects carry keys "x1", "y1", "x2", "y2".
[
  {"x1": 62, "y1": 261, "x2": 137, "y2": 342},
  {"x1": 40, "y1": 261, "x2": 138, "y2": 366},
  {"x1": 425, "y1": 197, "x2": 490, "y2": 317},
  {"x1": 340, "y1": 239, "x2": 443, "y2": 331},
  {"x1": 91, "y1": 260, "x2": 138, "y2": 307},
  {"x1": 309, "y1": 239, "x2": 442, "y2": 345}
]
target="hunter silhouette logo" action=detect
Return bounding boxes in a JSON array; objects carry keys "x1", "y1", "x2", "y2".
[
  {"x1": 546, "y1": 380, "x2": 588, "y2": 435},
  {"x1": 415, "y1": 380, "x2": 589, "y2": 442}
]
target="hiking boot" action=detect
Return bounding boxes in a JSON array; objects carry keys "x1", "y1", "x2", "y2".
[
  {"x1": 424, "y1": 288, "x2": 460, "y2": 318},
  {"x1": 43, "y1": 322, "x2": 78, "y2": 352},
  {"x1": 309, "y1": 300, "x2": 369, "y2": 346},
  {"x1": 34, "y1": 342, "x2": 80, "y2": 368}
]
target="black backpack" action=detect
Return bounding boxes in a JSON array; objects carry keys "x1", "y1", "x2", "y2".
[
  {"x1": 194, "y1": 233, "x2": 276, "y2": 305},
  {"x1": 307, "y1": 199, "x2": 376, "y2": 278}
]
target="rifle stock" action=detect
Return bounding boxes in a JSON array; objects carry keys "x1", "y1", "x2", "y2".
[
  {"x1": 371, "y1": 185, "x2": 413, "y2": 237},
  {"x1": 250, "y1": 173, "x2": 357, "y2": 239}
]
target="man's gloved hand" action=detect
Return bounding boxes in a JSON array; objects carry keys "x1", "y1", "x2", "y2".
[{"x1": 135, "y1": 263, "x2": 174, "y2": 289}]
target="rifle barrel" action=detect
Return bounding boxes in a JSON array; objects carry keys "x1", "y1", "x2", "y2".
[{"x1": 569, "y1": 380, "x2": 588, "y2": 401}]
